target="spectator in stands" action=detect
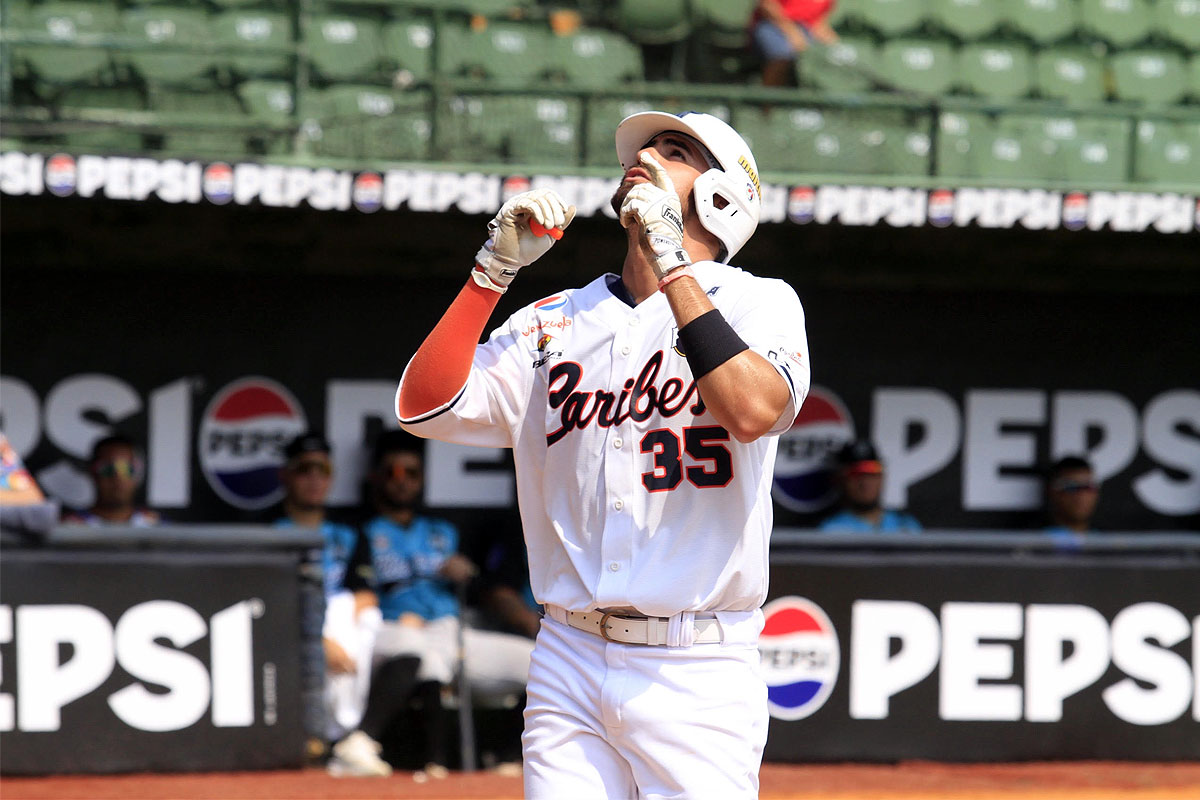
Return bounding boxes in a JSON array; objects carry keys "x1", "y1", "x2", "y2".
[
  {"x1": 1043, "y1": 455, "x2": 1100, "y2": 549},
  {"x1": 752, "y1": 0, "x2": 840, "y2": 87},
  {"x1": 819, "y1": 439, "x2": 921, "y2": 534},
  {"x1": 333, "y1": 430, "x2": 534, "y2": 780},
  {"x1": 273, "y1": 432, "x2": 382, "y2": 774},
  {"x1": 62, "y1": 434, "x2": 160, "y2": 526}
]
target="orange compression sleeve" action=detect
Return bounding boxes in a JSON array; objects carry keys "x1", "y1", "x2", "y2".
[{"x1": 396, "y1": 278, "x2": 502, "y2": 420}]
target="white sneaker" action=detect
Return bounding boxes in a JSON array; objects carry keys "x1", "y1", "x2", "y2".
[{"x1": 328, "y1": 730, "x2": 392, "y2": 777}]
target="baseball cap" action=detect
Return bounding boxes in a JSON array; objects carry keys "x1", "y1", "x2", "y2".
[
  {"x1": 615, "y1": 111, "x2": 761, "y2": 263},
  {"x1": 283, "y1": 431, "x2": 331, "y2": 461},
  {"x1": 836, "y1": 440, "x2": 883, "y2": 475}
]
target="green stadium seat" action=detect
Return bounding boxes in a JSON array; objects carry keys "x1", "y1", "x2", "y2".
[
  {"x1": 121, "y1": 6, "x2": 215, "y2": 86},
  {"x1": 1079, "y1": 0, "x2": 1152, "y2": 48},
  {"x1": 584, "y1": 98, "x2": 657, "y2": 166},
  {"x1": 872, "y1": 119, "x2": 933, "y2": 175},
  {"x1": 381, "y1": 18, "x2": 435, "y2": 86},
  {"x1": 614, "y1": 0, "x2": 691, "y2": 45},
  {"x1": 148, "y1": 87, "x2": 247, "y2": 158},
  {"x1": 1035, "y1": 47, "x2": 1105, "y2": 103},
  {"x1": 435, "y1": 94, "x2": 506, "y2": 162},
  {"x1": 1059, "y1": 118, "x2": 1131, "y2": 184},
  {"x1": 1003, "y1": 0, "x2": 1078, "y2": 45},
  {"x1": 877, "y1": 38, "x2": 956, "y2": 95},
  {"x1": 1133, "y1": 118, "x2": 1200, "y2": 185},
  {"x1": 1110, "y1": 49, "x2": 1188, "y2": 106},
  {"x1": 1190, "y1": 54, "x2": 1200, "y2": 100},
  {"x1": 55, "y1": 87, "x2": 147, "y2": 152},
  {"x1": 211, "y1": 10, "x2": 292, "y2": 80},
  {"x1": 935, "y1": 110, "x2": 992, "y2": 177},
  {"x1": 692, "y1": 0, "x2": 756, "y2": 49},
  {"x1": 238, "y1": 80, "x2": 294, "y2": 122},
  {"x1": 928, "y1": 0, "x2": 1001, "y2": 40},
  {"x1": 435, "y1": 0, "x2": 534, "y2": 16},
  {"x1": 976, "y1": 127, "x2": 1054, "y2": 181},
  {"x1": 797, "y1": 36, "x2": 879, "y2": 93},
  {"x1": 957, "y1": 41, "x2": 1033, "y2": 99},
  {"x1": 851, "y1": 0, "x2": 929, "y2": 37},
  {"x1": 736, "y1": 106, "x2": 875, "y2": 175},
  {"x1": 1155, "y1": 0, "x2": 1200, "y2": 49},
  {"x1": 452, "y1": 21, "x2": 554, "y2": 85},
  {"x1": 502, "y1": 96, "x2": 585, "y2": 165},
  {"x1": 20, "y1": 1, "x2": 119, "y2": 85},
  {"x1": 551, "y1": 28, "x2": 643, "y2": 89},
  {"x1": 308, "y1": 86, "x2": 431, "y2": 161},
  {"x1": 306, "y1": 14, "x2": 384, "y2": 83}
]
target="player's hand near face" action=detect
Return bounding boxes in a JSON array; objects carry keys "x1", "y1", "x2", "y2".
[
  {"x1": 620, "y1": 153, "x2": 692, "y2": 281},
  {"x1": 474, "y1": 189, "x2": 577, "y2": 294}
]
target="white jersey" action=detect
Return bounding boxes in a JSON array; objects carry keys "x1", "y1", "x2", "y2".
[{"x1": 397, "y1": 260, "x2": 810, "y2": 618}]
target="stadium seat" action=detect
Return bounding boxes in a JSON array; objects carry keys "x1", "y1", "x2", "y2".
[
  {"x1": 20, "y1": 1, "x2": 119, "y2": 85},
  {"x1": 306, "y1": 14, "x2": 384, "y2": 83},
  {"x1": 1190, "y1": 54, "x2": 1200, "y2": 100},
  {"x1": 851, "y1": 0, "x2": 929, "y2": 37},
  {"x1": 121, "y1": 6, "x2": 215, "y2": 87},
  {"x1": 381, "y1": 18, "x2": 435, "y2": 86},
  {"x1": 1133, "y1": 118, "x2": 1200, "y2": 185},
  {"x1": 1155, "y1": 0, "x2": 1200, "y2": 50},
  {"x1": 691, "y1": 0, "x2": 756, "y2": 49},
  {"x1": 238, "y1": 80, "x2": 294, "y2": 122},
  {"x1": 551, "y1": 28, "x2": 643, "y2": 89},
  {"x1": 1003, "y1": 0, "x2": 1078, "y2": 45},
  {"x1": 584, "y1": 97, "x2": 658, "y2": 166},
  {"x1": 872, "y1": 117, "x2": 933, "y2": 176},
  {"x1": 976, "y1": 128, "x2": 1054, "y2": 181},
  {"x1": 211, "y1": 10, "x2": 292, "y2": 80},
  {"x1": 928, "y1": 0, "x2": 1001, "y2": 41},
  {"x1": 452, "y1": 21, "x2": 554, "y2": 85},
  {"x1": 435, "y1": 0, "x2": 534, "y2": 16},
  {"x1": 1110, "y1": 49, "x2": 1188, "y2": 106},
  {"x1": 957, "y1": 41, "x2": 1033, "y2": 99},
  {"x1": 502, "y1": 96, "x2": 585, "y2": 165},
  {"x1": 55, "y1": 87, "x2": 147, "y2": 152},
  {"x1": 797, "y1": 36, "x2": 879, "y2": 93},
  {"x1": 877, "y1": 38, "x2": 956, "y2": 95},
  {"x1": 1060, "y1": 118, "x2": 1131, "y2": 184},
  {"x1": 1035, "y1": 47, "x2": 1105, "y2": 103},
  {"x1": 149, "y1": 87, "x2": 248, "y2": 158},
  {"x1": 935, "y1": 110, "x2": 992, "y2": 177},
  {"x1": 435, "y1": 94, "x2": 506, "y2": 162},
  {"x1": 309, "y1": 86, "x2": 432, "y2": 161},
  {"x1": 1078, "y1": 0, "x2": 1152, "y2": 48},
  {"x1": 614, "y1": 0, "x2": 691, "y2": 45}
]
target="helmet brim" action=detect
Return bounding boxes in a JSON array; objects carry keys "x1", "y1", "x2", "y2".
[{"x1": 615, "y1": 112, "x2": 727, "y2": 173}]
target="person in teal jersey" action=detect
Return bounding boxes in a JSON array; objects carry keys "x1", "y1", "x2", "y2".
[
  {"x1": 819, "y1": 439, "x2": 922, "y2": 534},
  {"x1": 1043, "y1": 455, "x2": 1100, "y2": 551}
]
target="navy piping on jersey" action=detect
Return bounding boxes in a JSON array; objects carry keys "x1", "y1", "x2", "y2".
[
  {"x1": 398, "y1": 383, "x2": 468, "y2": 424},
  {"x1": 606, "y1": 274, "x2": 637, "y2": 308}
]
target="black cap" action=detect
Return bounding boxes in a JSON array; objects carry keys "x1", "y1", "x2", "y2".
[
  {"x1": 836, "y1": 439, "x2": 883, "y2": 473},
  {"x1": 283, "y1": 431, "x2": 331, "y2": 461}
]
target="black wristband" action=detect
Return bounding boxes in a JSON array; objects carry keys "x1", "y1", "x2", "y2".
[{"x1": 676, "y1": 309, "x2": 749, "y2": 379}]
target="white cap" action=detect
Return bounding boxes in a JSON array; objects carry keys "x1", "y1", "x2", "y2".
[{"x1": 615, "y1": 111, "x2": 762, "y2": 263}]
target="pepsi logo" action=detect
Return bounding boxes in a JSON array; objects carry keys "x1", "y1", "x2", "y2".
[
  {"x1": 772, "y1": 386, "x2": 855, "y2": 513},
  {"x1": 1195, "y1": 198, "x2": 1200, "y2": 232},
  {"x1": 928, "y1": 189, "x2": 955, "y2": 227},
  {"x1": 502, "y1": 176, "x2": 531, "y2": 201},
  {"x1": 788, "y1": 186, "x2": 815, "y2": 224},
  {"x1": 534, "y1": 294, "x2": 568, "y2": 311},
  {"x1": 1063, "y1": 192, "x2": 1088, "y2": 231},
  {"x1": 353, "y1": 171, "x2": 383, "y2": 213},
  {"x1": 45, "y1": 154, "x2": 77, "y2": 197},
  {"x1": 199, "y1": 377, "x2": 308, "y2": 510},
  {"x1": 760, "y1": 597, "x2": 840, "y2": 721},
  {"x1": 203, "y1": 162, "x2": 234, "y2": 205}
]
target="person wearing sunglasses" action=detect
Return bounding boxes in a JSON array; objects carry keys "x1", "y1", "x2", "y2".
[
  {"x1": 819, "y1": 439, "x2": 922, "y2": 534},
  {"x1": 1044, "y1": 455, "x2": 1101, "y2": 550},
  {"x1": 62, "y1": 434, "x2": 160, "y2": 527},
  {"x1": 274, "y1": 432, "x2": 384, "y2": 776}
]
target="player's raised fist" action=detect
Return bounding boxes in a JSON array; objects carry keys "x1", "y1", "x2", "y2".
[
  {"x1": 619, "y1": 153, "x2": 691, "y2": 280},
  {"x1": 473, "y1": 189, "x2": 576, "y2": 294}
]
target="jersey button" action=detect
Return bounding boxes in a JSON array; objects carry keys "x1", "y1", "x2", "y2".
[
  {"x1": 620, "y1": 345, "x2": 631, "y2": 356},
  {"x1": 613, "y1": 437, "x2": 623, "y2": 449},
  {"x1": 613, "y1": 499, "x2": 624, "y2": 511},
  {"x1": 608, "y1": 562, "x2": 621, "y2": 572}
]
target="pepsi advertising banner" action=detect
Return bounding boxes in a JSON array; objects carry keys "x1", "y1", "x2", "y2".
[
  {"x1": 0, "y1": 551, "x2": 305, "y2": 774},
  {"x1": 759, "y1": 556, "x2": 1200, "y2": 761}
]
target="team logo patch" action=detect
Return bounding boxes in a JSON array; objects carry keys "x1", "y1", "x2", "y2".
[
  {"x1": 352, "y1": 171, "x2": 383, "y2": 213},
  {"x1": 927, "y1": 189, "x2": 955, "y2": 227},
  {"x1": 534, "y1": 294, "x2": 568, "y2": 311},
  {"x1": 199, "y1": 377, "x2": 308, "y2": 510},
  {"x1": 771, "y1": 386, "x2": 855, "y2": 513},
  {"x1": 531, "y1": 333, "x2": 562, "y2": 368},
  {"x1": 788, "y1": 186, "x2": 815, "y2": 224},
  {"x1": 1063, "y1": 192, "x2": 1088, "y2": 231},
  {"x1": 45, "y1": 154, "x2": 77, "y2": 197},
  {"x1": 203, "y1": 162, "x2": 234, "y2": 205},
  {"x1": 760, "y1": 597, "x2": 840, "y2": 721}
]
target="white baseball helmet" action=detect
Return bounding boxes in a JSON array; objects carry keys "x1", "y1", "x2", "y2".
[{"x1": 615, "y1": 111, "x2": 762, "y2": 263}]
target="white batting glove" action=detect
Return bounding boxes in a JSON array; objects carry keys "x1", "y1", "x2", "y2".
[
  {"x1": 619, "y1": 152, "x2": 692, "y2": 280},
  {"x1": 473, "y1": 189, "x2": 576, "y2": 293}
]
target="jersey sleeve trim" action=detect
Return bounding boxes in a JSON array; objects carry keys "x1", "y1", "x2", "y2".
[{"x1": 395, "y1": 379, "x2": 468, "y2": 425}]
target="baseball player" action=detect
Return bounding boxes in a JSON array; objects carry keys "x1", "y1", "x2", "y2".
[{"x1": 396, "y1": 111, "x2": 810, "y2": 798}]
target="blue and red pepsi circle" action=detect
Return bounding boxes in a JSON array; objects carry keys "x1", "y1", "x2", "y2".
[
  {"x1": 759, "y1": 596, "x2": 840, "y2": 721},
  {"x1": 353, "y1": 171, "x2": 383, "y2": 213},
  {"x1": 771, "y1": 386, "x2": 855, "y2": 513},
  {"x1": 928, "y1": 189, "x2": 955, "y2": 227},
  {"x1": 1062, "y1": 192, "x2": 1088, "y2": 231},
  {"x1": 45, "y1": 154, "x2": 77, "y2": 197},
  {"x1": 203, "y1": 162, "x2": 234, "y2": 205},
  {"x1": 199, "y1": 377, "x2": 308, "y2": 510},
  {"x1": 788, "y1": 186, "x2": 815, "y2": 224}
]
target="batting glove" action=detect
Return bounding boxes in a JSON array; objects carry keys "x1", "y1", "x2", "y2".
[
  {"x1": 473, "y1": 189, "x2": 576, "y2": 294},
  {"x1": 619, "y1": 152, "x2": 692, "y2": 281}
]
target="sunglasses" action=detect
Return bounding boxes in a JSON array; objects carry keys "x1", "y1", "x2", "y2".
[
  {"x1": 385, "y1": 463, "x2": 421, "y2": 481},
  {"x1": 1052, "y1": 479, "x2": 1098, "y2": 494},
  {"x1": 289, "y1": 461, "x2": 332, "y2": 477},
  {"x1": 94, "y1": 459, "x2": 138, "y2": 479}
]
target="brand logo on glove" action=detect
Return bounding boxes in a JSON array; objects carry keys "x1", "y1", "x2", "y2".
[{"x1": 662, "y1": 206, "x2": 684, "y2": 234}]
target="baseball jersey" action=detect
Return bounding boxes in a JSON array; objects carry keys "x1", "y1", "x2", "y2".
[
  {"x1": 361, "y1": 514, "x2": 460, "y2": 622},
  {"x1": 818, "y1": 509, "x2": 922, "y2": 534},
  {"x1": 273, "y1": 516, "x2": 362, "y2": 598},
  {"x1": 397, "y1": 261, "x2": 810, "y2": 618}
]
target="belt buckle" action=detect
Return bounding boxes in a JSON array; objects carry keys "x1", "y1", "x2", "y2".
[{"x1": 598, "y1": 610, "x2": 620, "y2": 642}]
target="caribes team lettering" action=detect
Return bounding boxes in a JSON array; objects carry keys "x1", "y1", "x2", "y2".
[{"x1": 546, "y1": 350, "x2": 706, "y2": 447}]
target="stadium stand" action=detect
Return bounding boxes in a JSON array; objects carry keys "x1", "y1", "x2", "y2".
[{"x1": 0, "y1": 0, "x2": 1197, "y2": 190}]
